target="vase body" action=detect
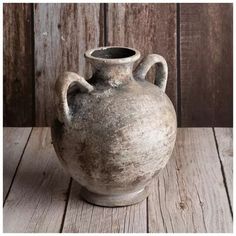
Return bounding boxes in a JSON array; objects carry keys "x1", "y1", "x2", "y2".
[{"x1": 51, "y1": 46, "x2": 177, "y2": 206}]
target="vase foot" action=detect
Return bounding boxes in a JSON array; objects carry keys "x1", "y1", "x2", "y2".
[{"x1": 80, "y1": 186, "x2": 150, "y2": 207}]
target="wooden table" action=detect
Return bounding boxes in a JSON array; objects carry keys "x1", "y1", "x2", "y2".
[{"x1": 3, "y1": 128, "x2": 233, "y2": 233}]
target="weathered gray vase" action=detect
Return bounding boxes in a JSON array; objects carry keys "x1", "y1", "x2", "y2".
[{"x1": 51, "y1": 46, "x2": 177, "y2": 207}]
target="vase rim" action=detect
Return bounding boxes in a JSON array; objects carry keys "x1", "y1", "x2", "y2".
[{"x1": 84, "y1": 46, "x2": 141, "y2": 64}]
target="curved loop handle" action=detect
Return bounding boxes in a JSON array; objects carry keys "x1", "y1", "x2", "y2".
[
  {"x1": 54, "y1": 72, "x2": 94, "y2": 125},
  {"x1": 134, "y1": 54, "x2": 168, "y2": 92}
]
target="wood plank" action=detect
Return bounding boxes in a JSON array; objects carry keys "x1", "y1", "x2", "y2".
[
  {"x1": 62, "y1": 181, "x2": 147, "y2": 233},
  {"x1": 106, "y1": 3, "x2": 177, "y2": 112},
  {"x1": 3, "y1": 3, "x2": 34, "y2": 126},
  {"x1": 3, "y1": 128, "x2": 70, "y2": 233},
  {"x1": 180, "y1": 4, "x2": 233, "y2": 126},
  {"x1": 148, "y1": 128, "x2": 232, "y2": 233},
  {"x1": 214, "y1": 128, "x2": 233, "y2": 208},
  {"x1": 34, "y1": 3, "x2": 104, "y2": 126},
  {"x1": 3, "y1": 128, "x2": 32, "y2": 201}
]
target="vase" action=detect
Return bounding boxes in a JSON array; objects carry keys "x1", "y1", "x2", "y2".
[{"x1": 51, "y1": 46, "x2": 177, "y2": 207}]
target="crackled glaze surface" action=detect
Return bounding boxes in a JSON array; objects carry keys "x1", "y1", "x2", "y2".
[{"x1": 51, "y1": 46, "x2": 177, "y2": 206}]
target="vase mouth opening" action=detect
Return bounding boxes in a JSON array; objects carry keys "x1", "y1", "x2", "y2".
[{"x1": 85, "y1": 46, "x2": 141, "y2": 64}]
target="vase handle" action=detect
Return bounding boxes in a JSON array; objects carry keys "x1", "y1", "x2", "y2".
[
  {"x1": 134, "y1": 54, "x2": 168, "y2": 92},
  {"x1": 54, "y1": 72, "x2": 94, "y2": 125}
]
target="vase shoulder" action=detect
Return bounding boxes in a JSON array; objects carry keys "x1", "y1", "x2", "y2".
[
  {"x1": 68, "y1": 79, "x2": 173, "y2": 126},
  {"x1": 51, "y1": 47, "x2": 177, "y2": 206}
]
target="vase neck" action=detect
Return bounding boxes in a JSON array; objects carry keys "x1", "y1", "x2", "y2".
[
  {"x1": 91, "y1": 62, "x2": 134, "y2": 84},
  {"x1": 84, "y1": 46, "x2": 141, "y2": 85}
]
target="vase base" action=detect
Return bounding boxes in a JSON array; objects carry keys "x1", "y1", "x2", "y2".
[{"x1": 80, "y1": 186, "x2": 150, "y2": 207}]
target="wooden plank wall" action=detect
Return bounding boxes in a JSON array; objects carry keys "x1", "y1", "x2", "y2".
[
  {"x1": 3, "y1": 4, "x2": 34, "y2": 126},
  {"x1": 3, "y1": 3, "x2": 233, "y2": 127},
  {"x1": 106, "y1": 4, "x2": 177, "y2": 111},
  {"x1": 34, "y1": 3, "x2": 104, "y2": 125},
  {"x1": 179, "y1": 4, "x2": 233, "y2": 126}
]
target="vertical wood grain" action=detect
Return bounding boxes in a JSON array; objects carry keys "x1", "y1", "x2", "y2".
[
  {"x1": 34, "y1": 3, "x2": 104, "y2": 126},
  {"x1": 4, "y1": 3, "x2": 233, "y2": 127},
  {"x1": 3, "y1": 3, "x2": 34, "y2": 126},
  {"x1": 179, "y1": 4, "x2": 233, "y2": 126},
  {"x1": 106, "y1": 4, "x2": 177, "y2": 112}
]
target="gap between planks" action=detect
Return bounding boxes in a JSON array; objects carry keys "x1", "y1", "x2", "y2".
[
  {"x1": 176, "y1": 3, "x2": 181, "y2": 127},
  {"x1": 3, "y1": 128, "x2": 33, "y2": 205},
  {"x1": 212, "y1": 128, "x2": 233, "y2": 217},
  {"x1": 61, "y1": 128, "x2": 232, "y2": 233},
  {"x1": 147, "y1": 128, "x2": 232, "y2": 233},
  {"x1": 59, "y1": 178, "x2": 72, "y2": 232},
  {"x1": 3, "y1": 128, "x2": 71, "y2": 233},
  {"x1": 4, "y1": 128, "x2": 232, "y2": 233}
]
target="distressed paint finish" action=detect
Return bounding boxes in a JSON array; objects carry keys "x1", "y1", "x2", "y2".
[{"x1": 51, "y1": 47, "x2": 177, "y2": 206}]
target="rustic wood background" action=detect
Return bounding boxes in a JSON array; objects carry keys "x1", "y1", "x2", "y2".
[{"x1": 3, "y1": 3, "x2": 233, "y2": 127}]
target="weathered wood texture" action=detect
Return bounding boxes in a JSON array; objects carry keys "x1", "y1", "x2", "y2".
[
  {"x1": 148, "y1": 128, "x2": 232, "y2": 233},
  {"x1": 179, "y1": 4, "x2": 233, "y2": 126},
  {"x1": 3, "y1": 128, "x2": 233, "y2": 233},
  {"x1": 3, "y1": 3, "x2": 233, "y2": 127},
  {"x1": 214, "y1": 128, "x2": 233, "y2": 209},
  {"x1": 34, "y1": 3, "x2": 104, "y2": 126},
  {"x1": 3, "y1": 128, "x2": 70, "y2": 233},
  {"x1": 62, "y1": 181, "x2": 147, "y2": 233},
  {"x1": 3, "y1": 128, "x2": 32, "y2": 201},
  {"x1": 3, "y1": 3, "x2": 34, "y2": 126},
  {"x1": 106, "y1": 3, "x2": 177, "y2": 112}
]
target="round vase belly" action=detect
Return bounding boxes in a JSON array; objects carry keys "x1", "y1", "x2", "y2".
[{"x1": 51, "y1": 46, "x2": 177, "y2": 207}]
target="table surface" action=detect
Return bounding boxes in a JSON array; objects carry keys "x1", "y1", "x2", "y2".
[{"x1": 3, "y1": 128, "x2": 233, "y2": 233}]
